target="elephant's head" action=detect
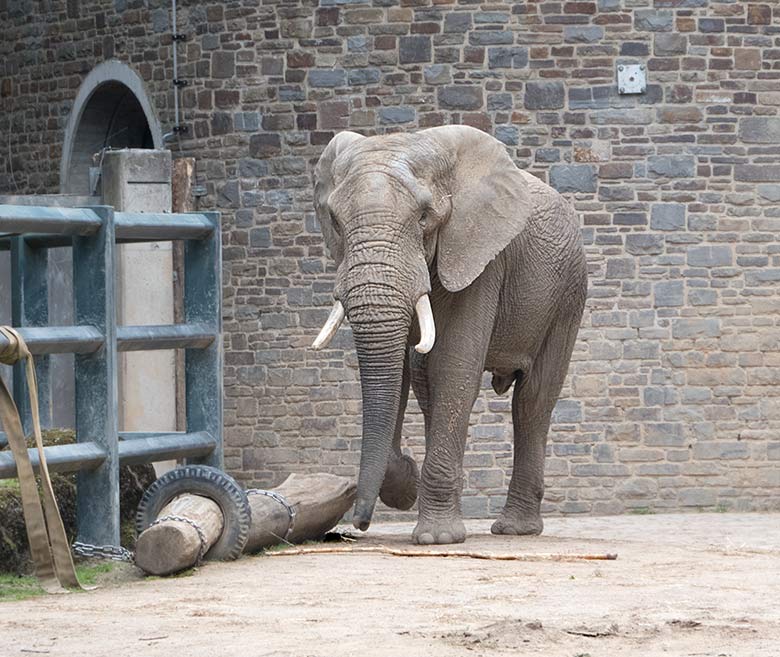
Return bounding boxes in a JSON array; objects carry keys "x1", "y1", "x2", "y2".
[{"x1": 311, "y1": 125, "x2": 534, "y2": 531}]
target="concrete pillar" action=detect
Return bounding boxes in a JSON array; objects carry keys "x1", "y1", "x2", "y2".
[{"x1": 101, "y1": 150, "x2": 177, "y2": 454}]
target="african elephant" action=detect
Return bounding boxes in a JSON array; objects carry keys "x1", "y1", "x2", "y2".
[{"x1": 311, "y1": 125, "x2": 587, "y2": 545}]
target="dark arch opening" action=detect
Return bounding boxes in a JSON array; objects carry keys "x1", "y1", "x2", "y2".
[{"x1": 65, "y1": 81, "x2": 155, "y2": 195}]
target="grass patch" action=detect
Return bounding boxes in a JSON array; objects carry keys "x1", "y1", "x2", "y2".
[
  {"x1": 0, "y1": 562, "x2": 119, "y2": 602},
  {"x1": 628, "y1": 507, "x2": 654, "y2": 515},
  {"x1": 0, "y1": 573, "x2": 44, "y2": 601},
  {"x1": 76, "y1": 562, "x2": 115, "y2": 587}
]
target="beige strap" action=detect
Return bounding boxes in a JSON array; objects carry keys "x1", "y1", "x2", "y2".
[{"x1": 0, "y1": 326, "x2": 83, "y2": 593}]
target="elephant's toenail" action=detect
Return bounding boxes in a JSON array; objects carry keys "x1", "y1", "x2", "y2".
[
  {"x1": 417, "y1": 532, "x2": 434, "y2": 545},
  {"x1": 436, "y1": 532, "x2": 452, "y2": 544}
]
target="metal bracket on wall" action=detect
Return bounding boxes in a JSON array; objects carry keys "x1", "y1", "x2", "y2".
[{"x1": 617, "y1": 64, "x2": 647, "y2": 95}]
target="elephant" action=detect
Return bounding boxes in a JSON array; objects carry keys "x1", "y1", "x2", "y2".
[{"x1": 310, "y1": 125, "x2": 587, "y2": 545}]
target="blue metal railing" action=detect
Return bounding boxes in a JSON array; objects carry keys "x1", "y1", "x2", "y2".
[{"x1": 0, "y1": 204, "x2": 223, "y2": 546}]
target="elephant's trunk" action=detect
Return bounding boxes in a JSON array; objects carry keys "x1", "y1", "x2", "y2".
[{"x1": 346, "y1": 280, "x2": 412, "y2": 531}]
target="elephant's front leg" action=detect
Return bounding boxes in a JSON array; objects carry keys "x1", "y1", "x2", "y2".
[
  {"x1": 413, "y1": 293, "x2": 497, "y2": 545},
  {"x1": 379, "y1": 351, "x2": 419, "y2": 511}
]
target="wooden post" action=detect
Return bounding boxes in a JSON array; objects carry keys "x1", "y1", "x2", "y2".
[{"x1": 171, "y1": 158, "x2": 195, "y2": 433}]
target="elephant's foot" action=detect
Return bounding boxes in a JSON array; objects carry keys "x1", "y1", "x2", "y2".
[
  {"x1": 379, "y1": 453, "x2": 419, "y2": 511},
  {"x1": 412, "y1": 516, "x2": 466, "y2": 545},
  {"x1": 491, "y1": 510, "x2": 544, "y2": 536}
]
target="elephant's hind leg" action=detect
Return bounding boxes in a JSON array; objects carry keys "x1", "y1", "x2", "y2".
[
  {"x1": 379, "y1": 351, "x2": 419, "y2": 511},
  {"x1": 492, "y1": 320, "x2": 578, "y2": 537}
]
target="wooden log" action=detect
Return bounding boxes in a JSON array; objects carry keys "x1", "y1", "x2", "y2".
[
  {"x1": 134, "y1": 473, "x2": 356, "y2": 575},
  {"x1": 244, "y1": 473, "x2": 356, "y2": 552},
  {"x1": 134, "y1": 494, "x2": 224, "y2": 576}
]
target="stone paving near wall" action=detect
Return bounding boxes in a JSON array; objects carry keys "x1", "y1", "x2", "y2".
[{"x1": 1, "y1": 0, "x2": 779, "y2": 518}]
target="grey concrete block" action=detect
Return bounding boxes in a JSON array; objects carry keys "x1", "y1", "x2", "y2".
[
  {"x1": 651, "y1": 203, "x2": 685, "y2": 230},
  {"x1": 626, "y1": 234, "x2": 664, "y2": 255},
  {"x1": 379, "y1": 107, "x2": 416, "y2": 124},
  {"x1": 648, "y1": 156, "x2": 696, "y2": 178},
  {"x1": 423, "y1": 64, "x2": 451, "y2": 85},
  {"x1": 634, "y1": 9, "x2": 673, "y2": 31},
  {"x1": 437, "y1": 85, "x2": 484, "y2": 110},
  {"x1": 693, "y1": 442, "x2": 750, "y2": 460},
  {"x1": 487, "y1": 92, "x2": 513, "y2": 111},
  {"x1": 552, "y1": 399, "x2": 583, "y2": 423},
  {"x1": 679, "y1": 489, "x2": 717, "y2": 507},
  {"x1": 739, "y1": 117, "x2": 780, "y2": 144},
  {"x1": 488, "y1": 47, "x2": 528, "y2": 69},
  {"x1": 654, "y1": 33, "x2": 687, "y2": 56},
  {"x1": 564, "y1": 26, "x2": 604, "y2": 43},
  {"x1": 654, "y1": 280, "x2": 684, "y2": 307},
  {"x1": 348, "y1": 68, "x2": 381, "y2": 85},
  {"x1": 399, "y1": 36, "x2": 432, "y2": 64},
  {"x1": 495, "y1": 125, "x2": 519, "y2": 145},
  {"x1": 687, "y1": 245, "x2": 733, "y2": 267},
  {"x1": 469, "y1": 31, "x2": 514, "y2": 45},
  {"x1": 524, "y1": 81, "x2": 565, "y2": 110},
  {"x1": 735, "y1": 165, "x2": 780, "y2": 182},
  {"x1": 549, "y1": 164, "x2": 597, "y2": 193},
  {"x1": 212, "y1": 51, "x2": 236, "y2": 78},
  {"x1": 444, "y1": 12, "x2": 472, "y2": 33},
  {"x1": 308, "y1": 69, "x2": 347, "y2": 87},
  {"x1": 757, "y1": 185, "x2": 780, "y2": 202},
  {"x1": 605, "y1": 257, "x2": 636, "y2": 279},
  {"x1": 671, "y1": 318, "x2": 720, "y2": 339}
]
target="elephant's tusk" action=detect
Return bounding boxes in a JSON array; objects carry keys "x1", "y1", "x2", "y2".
[
  {"x1": 414, "y1": 295, "x2": 436, "y2": 354},
  {"x1": 312, "y1": 300, "x2": 346, "y2": 350}
]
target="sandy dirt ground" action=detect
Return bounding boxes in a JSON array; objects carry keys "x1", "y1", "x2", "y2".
[{"x1": 2, "y1": 512, "x2": 779, "y2": 657}]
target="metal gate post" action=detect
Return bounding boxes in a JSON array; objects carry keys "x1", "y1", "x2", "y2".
[
  {"x1": 10, "y1": 236, "x2": 51, "y2": 433},
  {"x1": 73, "y1": 206, "x2": 120, "y2": 546},
  {"x1": 184, "y1": 211, "x2": 223, "y2": 469}
]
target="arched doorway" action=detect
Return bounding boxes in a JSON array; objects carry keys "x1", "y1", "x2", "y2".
[{"x1": 60, "y1": 60, "x2": 163, "y2": 194}]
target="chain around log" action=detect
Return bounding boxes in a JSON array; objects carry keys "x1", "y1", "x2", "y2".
[
  {"x1": 149, "y1": 514, "x2": 210, "y2": 563},
  {"x1": 246, "y1": 489, "x2": 297, "y2": 541}
]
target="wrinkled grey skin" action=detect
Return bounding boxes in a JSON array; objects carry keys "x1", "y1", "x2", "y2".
[{"x1": 314, "y1": 126, "x2": 587, "y2": 545}]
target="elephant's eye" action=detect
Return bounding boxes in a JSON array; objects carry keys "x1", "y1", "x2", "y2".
[
  {"x1": 419, "y1": 211, "x2": 427, "y2": 227},
  {"x1": 330, "y1": 212, "x2": 342, "y2": 237}
]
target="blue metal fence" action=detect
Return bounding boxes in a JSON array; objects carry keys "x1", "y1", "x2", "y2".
[{"x1": 0, "y1": 204, "x2": 222, "y2": 546}]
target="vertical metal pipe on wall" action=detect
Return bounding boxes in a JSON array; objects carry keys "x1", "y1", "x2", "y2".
[{"x1": 163, "y1": 0, "x2": 181, "y2": 143}]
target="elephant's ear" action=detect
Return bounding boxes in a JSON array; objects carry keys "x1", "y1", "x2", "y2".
[
  {"x1": 314, "y1": 131, "x2": 365, "y2": 267},
  {"x1": 426, "y1": 126, "x2": 534, "y2": 293}
]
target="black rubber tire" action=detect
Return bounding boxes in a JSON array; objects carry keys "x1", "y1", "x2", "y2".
[{"x1": 135, "y1": 465, "x2": 251, "y2": 561}]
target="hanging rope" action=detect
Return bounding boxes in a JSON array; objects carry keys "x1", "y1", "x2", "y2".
[{"x1": 0, "y1": 326, "x2": 84, "y2": 593}]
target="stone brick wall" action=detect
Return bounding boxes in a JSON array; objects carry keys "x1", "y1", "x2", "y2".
[{"x1": 2, "y1": 0, "x2": 779, "y2": 519}]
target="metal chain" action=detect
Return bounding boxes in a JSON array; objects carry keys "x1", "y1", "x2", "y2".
[
  {"x1": 149, "y1": 514, "x2": 209, "y2": 564},
  {"x1": 73, "y1": 515, "x2": 209, "y2": 565},
  {"x1": 72, "y1": 541, "x2": 134, "y2": 563},
  {"x1": 246, "y1": 489, "x2": 297, "y2": 541}
]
